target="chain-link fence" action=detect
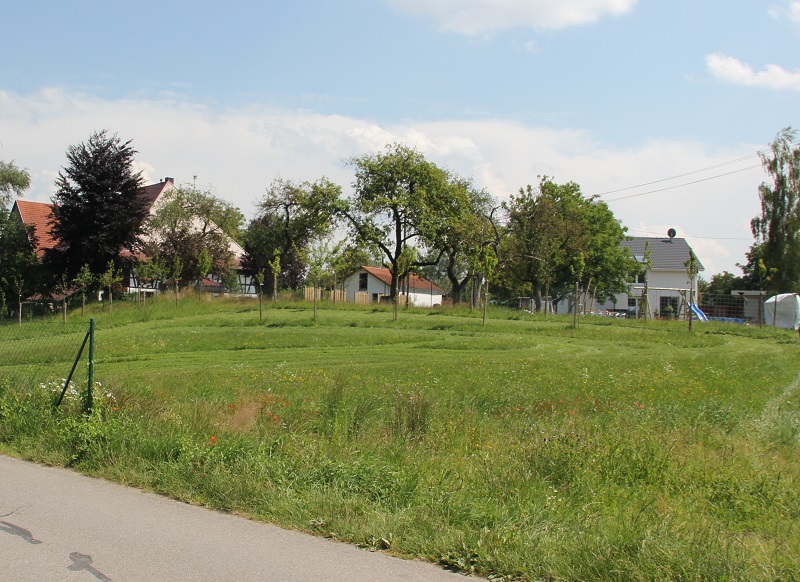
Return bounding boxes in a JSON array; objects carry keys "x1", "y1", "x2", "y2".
[
  {"x1": 551, "y1": 286, "x2": 790, "y2": 327},
  {"x1": 697, "y1": 292, "x2": 767, "y2": 325},
  {"x1": 0, "y1": 318, "x2": 94, "y2": 408}
]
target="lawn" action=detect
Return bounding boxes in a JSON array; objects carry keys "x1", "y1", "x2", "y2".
[{"x1": 1, "y1": 297, "x2": 799, "y2": 581}]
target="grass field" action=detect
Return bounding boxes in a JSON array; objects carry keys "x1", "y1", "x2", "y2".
[{"x1": 1, "y1": 296, "x2": 799, "y2": 581}]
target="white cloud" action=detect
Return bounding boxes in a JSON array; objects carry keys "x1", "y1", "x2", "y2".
[
  {"x1": 769, "y1": 1, "x2": 800, "y2": 22},
  {"x1": 0, "y1": 87, "x2": 760, "y2": 276},
  {"x1": 706, "y1": 53, "x2": 800, "y2": 91},
  {"x1": 384, "y1": 0, "x2": 637, "y2": 34},
  {"x1": 791, "y1": 1, "x2": 800, "y2": 22},
  {"x1": 524, "y1": 40, "x2": 541, "y2": 53}
]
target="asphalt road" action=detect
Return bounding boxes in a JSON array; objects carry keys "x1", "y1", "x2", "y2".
[{"x1": 0, "y1": 455, "x2": 473, "y2": 581}]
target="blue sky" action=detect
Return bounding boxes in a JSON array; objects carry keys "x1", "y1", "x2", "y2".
[{"x1": 2, "y1": 0, "x2": 800, "y2": 276}]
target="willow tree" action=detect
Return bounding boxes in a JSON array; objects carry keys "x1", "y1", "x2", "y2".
[{"x1": 750, "y1": 127, "x2": 800, "y2": 293}]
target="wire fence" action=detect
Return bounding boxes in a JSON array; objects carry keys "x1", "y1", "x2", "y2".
[
  {"x1": 619, "y1": 292, "x2": 778, "y2": 326},
  {"x1": 0, "y1": 318, "x2": 94, "y2": 407},
  {"x1": 697, "y1": 292, "x2": 767, "y2": 325}
]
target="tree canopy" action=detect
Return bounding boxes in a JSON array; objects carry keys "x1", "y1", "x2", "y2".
[
  {"x1": 0, "y1": 161, "x2": 31, "y2": 207},
  {"x1": 749, "y1": 127, "x2": 800, "y2": 293},
  {"x1": 432, "y1": 180, "x2": 499, "y2": 305},
  {"x1": 47, "y1": 130, "x2": 149, "y2": 278},
  {"x1": 243, "y1": 177, "x2": 341, "y2": 291},
  {"x1": 144, "y1": 186, "x2": 244, "y2": 287},
  {"x1": 499, "y1": 177, "x2": 637, "y2": 308},
  {"x1": 0, "y1": 161, "x2": 35, "y2": 314},
  {"x1": 341, "y1": 143, "x2": 452, "y2": 299}
]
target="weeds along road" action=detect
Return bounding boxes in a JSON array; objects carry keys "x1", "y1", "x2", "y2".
[{"x1": 0, "y1": 455, "x2": 473, "y2": 582}]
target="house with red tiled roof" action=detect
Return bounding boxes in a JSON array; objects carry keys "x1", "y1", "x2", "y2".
[
  {"x1": 11, "y1": 177, "x2": 254, "y2": 296},
  {"x1": 10, "y1": 200, "x2": 58, "y2": 258},
  {"x1": 343, "y1": 265, "x2": 443, "y2": 307},
  {"x1": 11, "y1": 178, "x2": 180, "y2": 261}
]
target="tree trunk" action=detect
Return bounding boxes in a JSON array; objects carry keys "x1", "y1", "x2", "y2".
[
  {"x1": 482, "y1": 277, "x2": 488, "y2": 326},
  {"x1": 446, "y1": 260, "x2": 471, "y2": 307},
  {"x1": 533, "y1": 285, "x2": 544, "y2": 313},
  {"x1": 389, "y1": 265, "x2": 399, "y2": 301}
]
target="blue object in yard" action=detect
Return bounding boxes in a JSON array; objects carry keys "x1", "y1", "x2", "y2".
[{"x1": 690, "y1": 303, "x2": 708, "y2": 322}]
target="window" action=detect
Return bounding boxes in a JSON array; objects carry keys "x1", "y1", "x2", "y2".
[
  {"x1": 359, "y1": 272, "x2": 368, "y2": 290},
  {"x1": 660, "y1": 296, "x2": 679, "y2": 318},
  {"x1": 636, "y1": 272, "x2": 646, "y2": 284},
  {"x1": 627, "y1": 297, "x2": 638, "y2": 307}
]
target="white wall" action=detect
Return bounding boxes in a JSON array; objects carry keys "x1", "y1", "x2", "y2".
[
  {"x1": 343, "y1": 271, "x2": 442, "y2": 307},
  {"x1": 407, "y1": 288, "x2": 442, "y2": 308},
  {"x1": 344, "y1": 272, "x2": 391, "y2": 303}
]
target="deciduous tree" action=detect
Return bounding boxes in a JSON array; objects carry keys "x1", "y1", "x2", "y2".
[
  {"x1": 99, "y1": 260, "x2": 122, "y2": 314},
  {"x1": 0, "y1": 161, "x2": 31, "y2": 206},
  {"x1": 73, "y1": 263, "x2": 95, "y2": 317},
  {"x1": 750, "y1": 127, "x2": 800, "y2": 292},
  {"x1": 243, "y1": 177, "x2": 340, "y2": 291},
  {"x1": 0, "y1": 161, "x2": 35, "y2": 316},
  {"x1": 145, "y1": 186, "x2": 244, "y2": 287},
  {"x1": 342, "y1": 144, "x2": 450, "y2": 300},
  {"x1": 500, "y1": 177, "x2": 637, "y2": 309},
  {"x1": 433, "y1": 180, "x2": 499, "y2": 306}
]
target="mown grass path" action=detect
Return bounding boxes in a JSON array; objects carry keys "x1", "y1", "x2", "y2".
[{"x1": 2, "y1": 299, "x2": 799, "y2": 581}]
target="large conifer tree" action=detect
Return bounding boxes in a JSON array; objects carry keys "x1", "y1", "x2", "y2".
[{"x1": 48, "y1": 131, "x2": 148, "y2": 278}]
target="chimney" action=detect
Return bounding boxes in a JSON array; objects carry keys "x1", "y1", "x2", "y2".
[{"x1": 164, "y1": 177, "x2": 174, "y2": 184}]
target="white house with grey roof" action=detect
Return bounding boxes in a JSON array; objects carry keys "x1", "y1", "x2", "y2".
[{"x1": 599, "y1": 236, "x2": 704, "y2": 318}]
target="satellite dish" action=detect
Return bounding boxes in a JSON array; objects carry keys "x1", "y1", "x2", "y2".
[{"x1": 667, "y1": 228, "x2": 676, "y2": 240}]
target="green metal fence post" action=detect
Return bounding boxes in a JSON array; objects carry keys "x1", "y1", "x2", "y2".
[
  {"x1": 86, "y1": 318, "x2": 95, "y2": 414},
  {"x1": 55, "y1": 325, "x2": 91, "y2": 409}
]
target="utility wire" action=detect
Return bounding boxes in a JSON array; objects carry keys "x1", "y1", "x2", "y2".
[
  {"x1": 595, "y1": 154, "x2": 761, "y2": 196},
  {"x1": 595, "y1": 139, "x2": 799, "y2": 201},
  {"x1": 627, "y1": 229, "x2": 751, "y2": 241},
  {"x1": 604, "y1": 164, "x2": 761, "y2": 202}
]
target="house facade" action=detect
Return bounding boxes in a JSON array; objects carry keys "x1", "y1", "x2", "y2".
[
  {"x1": 598, "y1": 236, "x2": 704, "y2": 318},
  {"x1": 343, "y1": 266, "x2": 443, "y2": 307}
]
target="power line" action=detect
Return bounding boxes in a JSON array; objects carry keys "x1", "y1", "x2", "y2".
[
  {"x1": 595, "y1": 154, "x2": 761, "y2": 196},
  {"x1": 594, "y1": 139, "x2": 799, "y2": 201},
  {"x1": 604, "y1": 164, "x2": 761, "y2": 202},
  {"x1": 627, "y1": 229, "x2": 752, "y2": 241}
]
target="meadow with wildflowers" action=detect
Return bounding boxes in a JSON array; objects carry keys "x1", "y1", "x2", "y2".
[{"x1": 1, "y1": 297, "x2": 799, "y2": 581}]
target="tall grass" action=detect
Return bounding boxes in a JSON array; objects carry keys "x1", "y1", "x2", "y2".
[{"x1": 1, "y1": 296, "x2": 799, "y2": 580}]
